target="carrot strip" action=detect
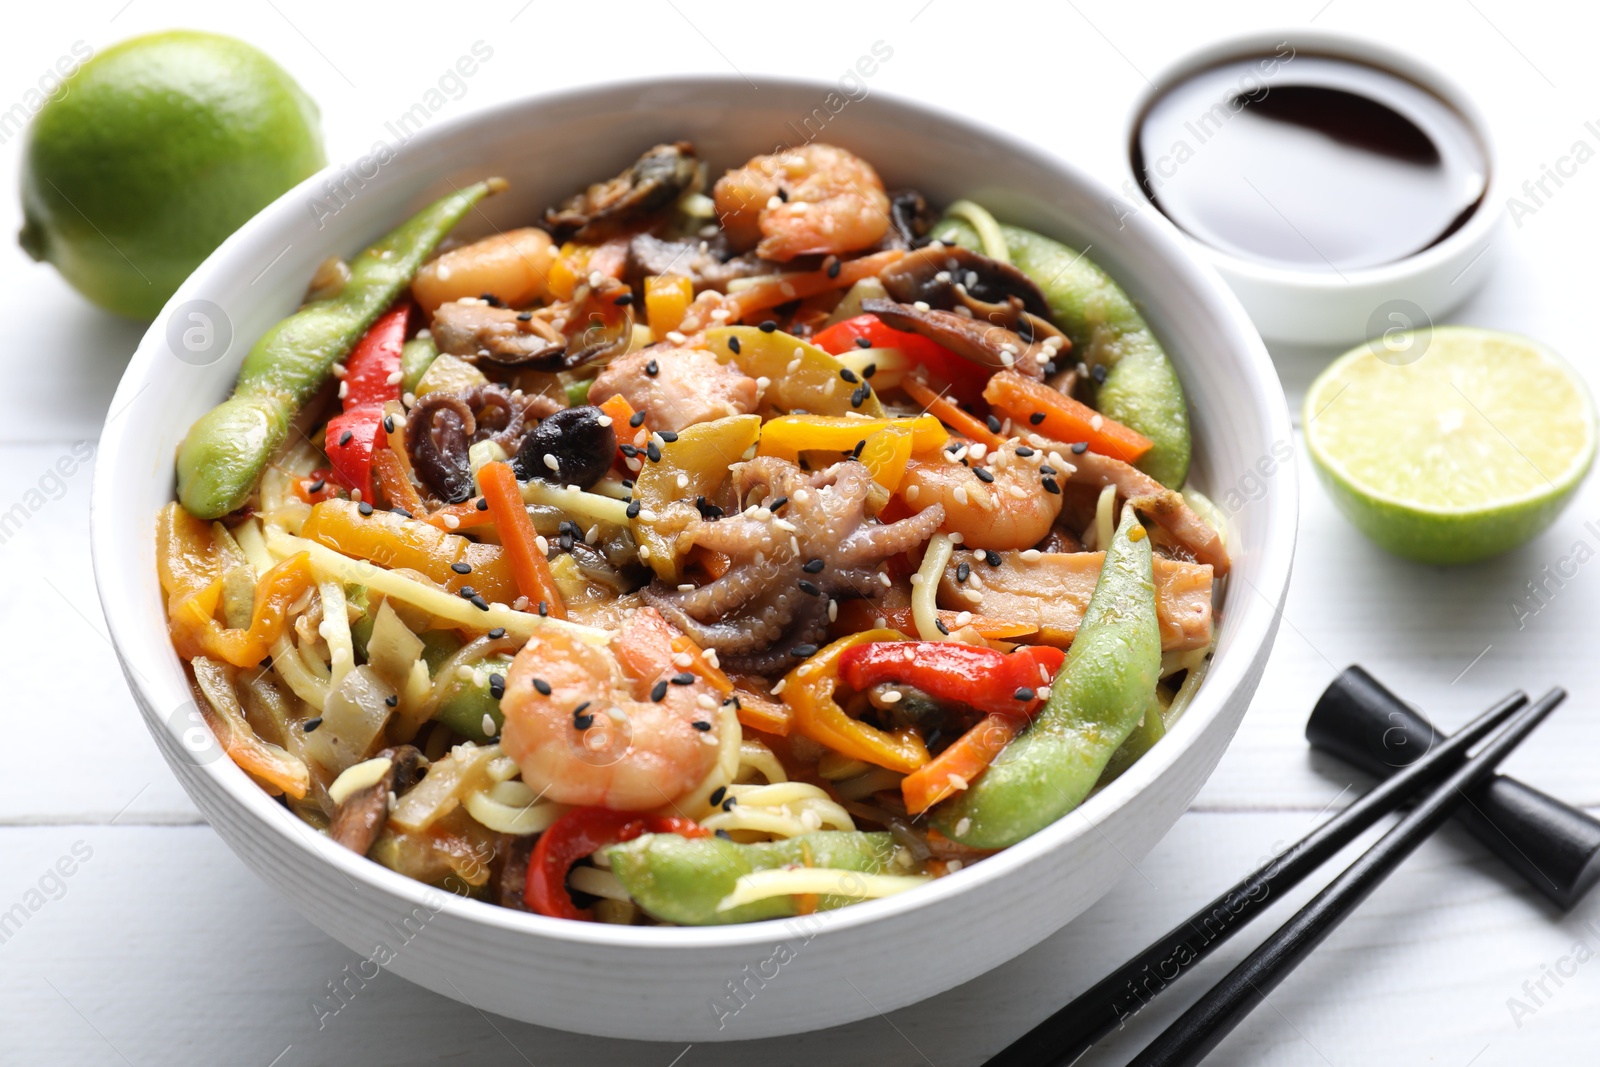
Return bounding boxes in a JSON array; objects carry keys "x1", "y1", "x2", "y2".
[
  {"x1": 372, "y1": 446, "x2": 427, "y2": 517},
  {"x1": 726, "y1": 250, "x2": 905, "y2": 320},
  {"x1": 984, "y1": 370, "x2": 1153, "y2": 465},
  {"x1": 478, "y1": 460, "x2": 567, "y2": 619},
  {"x1": 422, "y1": 501, "x2": 495, "y2": 532},
  {"x1": 901, "y1": 374, "x2": 1005, "y2": 451},
  {"x1": 901, "y1": 713, "x2": 1022, "y2": 815}
]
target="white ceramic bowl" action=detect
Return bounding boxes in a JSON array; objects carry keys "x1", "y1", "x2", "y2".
[
  {"x1": 1124, "y1": 29, "x2": 1501, "y2": 347},
  {"x1": 91, "y1": 76, "x2": 1296, "y2": 1042}
]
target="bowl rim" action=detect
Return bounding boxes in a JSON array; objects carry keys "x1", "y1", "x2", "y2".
[
  {"x1": 1120, "y1": 27, "x2": 1502, "y2": 294},
  {"x1": 91, "y1": 72, "x2": 1297, "y2": 951}
]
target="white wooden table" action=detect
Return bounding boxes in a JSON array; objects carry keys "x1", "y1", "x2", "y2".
[{"x1": 5, "y1": 2, "x2": 1598, "y2": 1064}]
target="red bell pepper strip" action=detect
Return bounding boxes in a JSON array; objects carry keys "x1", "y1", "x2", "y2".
[
  {"x1": 838, "y1": 641, "x2": 1066, "y2": 720},
  {"x1": 812, "y1": 313, "x2": 989, "y2": 409},
  {"x1": 527, "y1": 807, "x2": 709, "y2": 920},
  {"x1": 324, "y1": 303, "x2": 411, "y2": 500}
]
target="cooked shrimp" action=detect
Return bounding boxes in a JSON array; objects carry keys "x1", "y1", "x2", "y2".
[
  {"x1": 499, "y1": 608, "x2": 721, "y2": 810},
  {"x1": 900, "y1": 443, "x2": 1066, "y2": 551},
  {"x1": 589, "y1": 344, "x2": 759, "y2": 432},
  {"x1": 713, "y1": 144, "x2": 890, "y2": 261},
  {"x1": 412, "y1": 227, "x2": 557, "y2": 316}
]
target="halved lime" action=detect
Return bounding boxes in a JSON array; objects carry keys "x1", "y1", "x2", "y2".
[{"x1": 1305, "y1": 327, "x2": 1596, "y2": 564}]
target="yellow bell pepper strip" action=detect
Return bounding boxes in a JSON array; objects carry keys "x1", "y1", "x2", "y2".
[
  {"x1": 983, "y1": 369, "x2": 1154, "y2": 466},
  {"x1": 300, "y1": 498, "x2": 517, "y2": 606},
  {"x1": 157, "y1": 503, "x2": 316, "y2": 669},
  {"x1": 645, "y1": 275, "x2": 695, "y2": 336},
  {"x1": 757, "y1": 413, "x2": 946, "y2": 464},
  {"x1": 782, "y1": 630, "x2": 930, "y2": 774},
  {"x1": 632, "y1": 414, "x2": 762, "y2": 583},
  {"x1": 857, "y1": 424, "x2": 915, "y2": 492},
  {"x1": 705, "y1": 326, "x2": 886, "y2": 418},
  {"x1": 477, "y1": 460, "x2": 567, "y2": 619},
  {"x1": 900, "y1": 374, "x2": 1006, "y2": 451},
  {"x1": 724, "y1": 249, "x2": 905, "y2": 320}
]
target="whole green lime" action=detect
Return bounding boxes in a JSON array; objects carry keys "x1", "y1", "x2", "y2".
[{"x1": 19, "y1": 31, "x2": 325, "y2": 320}]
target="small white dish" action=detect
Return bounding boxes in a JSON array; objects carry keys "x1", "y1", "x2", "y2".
[
  {"x1": 91, "y1": 76, "x2": 1296, "y2": 1041},
  {"x1": 1126, "y1": 30, "x2": 1501, "y2": 347}
]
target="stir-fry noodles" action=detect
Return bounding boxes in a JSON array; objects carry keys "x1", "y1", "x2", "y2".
[{"x1": 159, "y1": 141, "x2": 1227, "y2": 924}]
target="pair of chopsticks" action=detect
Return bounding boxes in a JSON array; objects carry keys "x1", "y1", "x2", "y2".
[{"x1": 987, "y1": 686, "x2": 1566, "y2": 1067}]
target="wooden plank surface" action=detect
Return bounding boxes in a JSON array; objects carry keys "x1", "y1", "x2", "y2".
[{"x1": 3, "y1": 0, "x2": 1599, "y2": 1063}]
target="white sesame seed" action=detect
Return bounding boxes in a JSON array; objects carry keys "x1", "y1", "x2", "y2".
[
  {"x1": 543, "y1": 453, "x2": 560, "y2": 472},
  {"x1": 676, "y1": 473, "x2": 689, "y2": 489},
  {"x1": 666, "y1": 330, "x2": 688, "y2": 344},
  {"x1": 639, "y1": 544, "x2": 652, "y2": 560},
  {"x1": 955, "y1": 611, "x2": 973, "y2": 626},
  {"x1": 954, "y1": 486, "x2": 969, "y2": 506},
  {"x1": 771, "y1": 677, "x2": 788, "y2": 695},
  {"x1": 697, "y1": 693, "x2": 718, "y2": 710},
  {"x1": 638, "y1": 509, "x2": 659, "y2": 522},
  {"x1": 880, "y1": 689, "x2": 903, "y2": 704},
  {"x1": 597, "y1": 415, "x2": 613, "y2": 427},
  {"x1": 441, "y1": 513, "x2": 459, "y2": 529},
  {"x1": 677, "y1": 583, "x2": 696, "y2": 592},
  {"x1": 879, "y1": 572, "x2": 892, "y2": 588},
  {"x1": 910, "y1": 573, "x2": 924, "y2": 586},
  {"x1": 913, "y1": 300, "x2": 931, "y2": 312},
  {"x1": 968, "y1": 443, "x2": 987, "y2": 461},
  {"x1": 1021, "y1": 548, "x2": 1042, "y2": 561},
  {"x1": 948, "y1": 532, "x2": 964, "y2": 544},
  {"x1": 535, "y1": 535, "x2": 549, "y2": 554},
  {"x1": 331, "y1": 363, "x2": 347, "y2": 379},
  {"x1": 386, "y1": 370, "x2": 403, "y2": 385},
  {"x1": 955, "y1": 817, "x2": 972, "y2": 837},
  {"x1": 337, "y1": 380, "x2": 349, "y2": 399},
  {"x1": 947, "y1": 859, "x2": 964, "y2": 873},
  {"x1": 704, "y1": 648, "x2": 720, "y2": 668},
  {"x1": 904, "y1": 484, "x2": 920, "y2": 502},
  {"x1": 482, "y1": 713, "x2": 498, "y2": 737},
  {"x1": 828, "y1": 599, "x2": 838, "y2": 621},
  {"x1": 1090, "y1": 414, "x2": 1104, "y2": 431},
  {"x1": 755, "y1": 376, "x2": 772, "y2": 392}
]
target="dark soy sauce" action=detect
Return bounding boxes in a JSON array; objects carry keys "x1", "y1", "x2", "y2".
[{"x1": 1132, "y1": 53, "x2": 1488, "y2": 272}]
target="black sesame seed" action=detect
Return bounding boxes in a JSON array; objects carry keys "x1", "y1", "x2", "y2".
[
  {"x1": 758, "y1": 320, "x2": 777, "y2": 333},
  {"x1": 935, "y1": 618, "x2": 950, "y2": 635},
  {"x1": 538, "y1": 601, "x2": 549, "y2": 617},
  {"x1": 1016, "y1": 318, "x2": 1035, "y2": 343},
  {"x1": 777, "y1": 188, "x2": 789, "y2": 202},
  {"x1": 391, "y1": 506, "x2": 411, "y2": 519},
  {"x1": 650, "y1": 680, "x2": 669, "y2": 702},
  {"x1": 1042, "y1": 477, "x2": 1061, "y2": 495},
  {"x1": 1015, "y1": 446, "x2": 1035, "y2": 457},
  {"x1": 471, "y1": 595, "x2": 490, "y2": 611},
  {"x1": 974, "y1": 467, "x2": 995, "y2": 483},
  {"x1": 863, "y1": 363, "x2": 877, "y2": 379},
  {"x1": 358, "y1": 501, "x2": 374, "y2": 517},
  {"x1": 799, "y1": 579, "x2": 821, "y2": 596},
  {"x1": 1091, "y1": 363, "x2": 1109, "y2": 383},
  {"x1": 619, "y1": 443, "x2": 638, "y2": 457},
  {"x1": 956, "y1": 561, "x2": 971, "y2": 582},
  {"x1": 852, "y1": 439, "x2": 867, "y2": 459},
  {"x1": 458, "y1": 585, "x2": 477, "y2": 598},
  {"x1": 826, "y1": 256, "x2": 841, "y2": 279},
  {"x1": 1014, "y1": 686, "x2": 1037, "y2": 702},
  {"x1": 851, "y1": 384, "x2": 869, "y2": 408},
  {"x1": 645, "y1": 359, "x2": 659, "y2": 377},
  {"x1": 629, "y1": 409, "x2": 647, "y2": 428},
  {"x1": 1040, "y1": 465, "x2": 1057, "y2": 476},
  {"x1": 384, "y1": 694, "x2": 399, "y2": 708},
  {"x1": 840, "y1": 368, "x2": 858, "y2": 384},
  {"x1": 768, "y1": 496, "x2": 788, "y2": 512},
  {"x1": 621, "y1": 479, "x2": 634, "y2": 489},
  {"x1": 1071, "y1": 441, "x2": 1089, "y2": 455},
  {"x1": 480, "y1": 292, "x2": 503, "y2": 307},
  {"x1": 671, "y1": 673, "x2": 696, "y2": 686},
  {"x1": 947, "y1": 441, "x2": 963, "y2": 453},
  {"x1": 790, "y1": 643, "x2": 819, "y2": 658},
  {"x1": 303, "y1": 716, "x2": 323, "y2": 733},
  {"x1": 626, "y1": 500, "x2": 641, "y2": 518},
  {"x1": 451, "y1": 561, "x2": 472, "y2": 575},
  {"x1": 308, "y1": 478, "x2": 326, "y2": 493},
  {"x1": 488, "y1": 627, "x2": 507, "y2": 640},
  {"x1": 725, "y1": 694, "x2": 742, "y2": 710},
  {"x1": 613, "y1": 292, "x2": 634, "y2": 306},
  {"x1": 573, "y1": 700, "x2": 592, "y2": 715},
  {"x1": 1043, "y1": 361, "x2": 1058, "y2": 377},
  {"x1": 692, "y1": 720, "x2": 712, "y2": 732},
  {"x1": 722, "y1": 796, "x2": 738, "y2": 811},
  {"x1": 1029, "y1": 412, "x2": 1046, "y2": 426},
  {"x1": 533, "y1": 678, "x2": 552, "y2": 695},
  {"x1": 709, "y1": 786, "x2": 727, "y2": 807},
  {"x1": 517, "y1": 311, "x2": 533, "y2": 322},
  {"x1": 985, "y1": 550, "x2": 1002, "y2": 567},
  {"x1": 259, "y1": 656, "x2": 273, "y2": 669},
  {"x1": 383, "y1": 415, "x2": 395, "y2": 434},
  {"x1": 986, "y1": 414, "x2": 1003, "y2": 434},
  {"x1": 854, "y1": 336, "x2": 872, "y2": 349},
  {"x1": 476, "y1": 497, "x2": 489, "y2": 511},
  {"x1": 658, "y1": 430, "x2": 679, "y2": 443},
  {"x1": 803, "y1": 558, "x2": 825, "y2": 573},
  {"x1": 574, "y1": 713, "x2": 594, "y2": 730},
  {"x1": 339, "y1": 430, "x2": 354, "y2": 446},
  {"x1": 646, "y1": 442, "x2": 662, "y2": 463},
  {"x1": 489, "y1": 674, "x2": 505, "y2": 699}
]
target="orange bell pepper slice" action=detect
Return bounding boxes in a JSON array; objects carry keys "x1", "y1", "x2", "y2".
[
  {"x1": 477, "y1": 460, "x2": 567, "y2": 618},
  {"x1": 645, "y1": 275, "x2": 695, "y2": 336},
  {"x1": 782, "y1": 630, "x2": 929, "y2": 774},
  {"x1": 300, "y1": 498, "x2": 517, "y2": 605}
]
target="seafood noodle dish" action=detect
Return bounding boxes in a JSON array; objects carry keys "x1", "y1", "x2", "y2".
[{"x1": 159, "y1": 140, "x2": 1228, "y2": 925}]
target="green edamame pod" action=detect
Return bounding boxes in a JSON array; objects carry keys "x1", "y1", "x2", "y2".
[
  {"x1": 176, "y1": 179, "x2": 503, "y2": 518},
  {"x1": 606, "y1": 831, "x2": 898, "y2": 926},
  {"x1": 399, "y1": 335, "x2": 439, "y2": 396},
  {"x1": 932, "y1": 217, "x2": 1192, "y2": 488},
  {"x1": 933, "y1": 505, "x2": 1161, "y2": 849},
  {"x1": 433, "y1": 653, "x2": 512, "y2": 743},
  {"x1": 1097, "y1": 690, "x2": 1167, "y2": 787}
]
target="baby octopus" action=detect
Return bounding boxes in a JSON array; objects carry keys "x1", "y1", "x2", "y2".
[{"x1": 643, "y1": 456, "x2": 944, "y2": 674}]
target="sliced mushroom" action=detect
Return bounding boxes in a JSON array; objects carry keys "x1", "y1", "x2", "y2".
[
  {"x1": 880, "y1": 244, "x2": 1052, "y2": 320},
  {"x1": 543, "y1": 141, "x2": 701, "y2": 242},
  {"x1": 887, "y1": 190, "x2": 935, "y2": 248},
  {"x1": 861, "y1": 297, "x2": 1057, "y2": 380},
  {"x1": 328, "y1": 745, "x2": 425, "y2": 857}
]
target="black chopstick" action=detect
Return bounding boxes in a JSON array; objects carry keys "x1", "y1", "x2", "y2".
[
  {"x1": 1128, "y1": 686, "x2": 1566, "y2": 1067},
  {"x1": 985, "y1": 689, "x2": 1528, "y2": 1067}
]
